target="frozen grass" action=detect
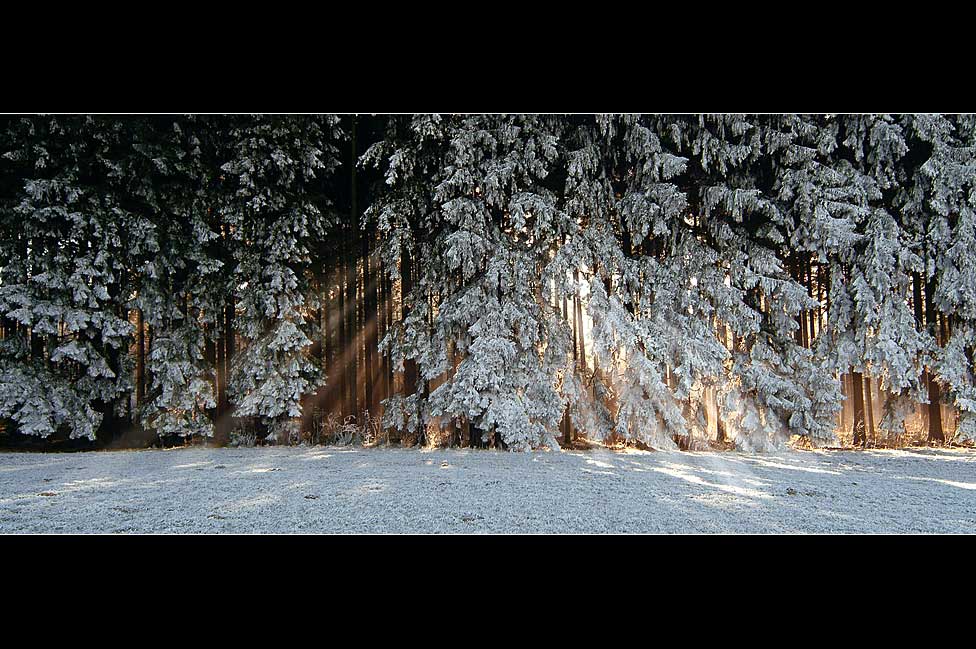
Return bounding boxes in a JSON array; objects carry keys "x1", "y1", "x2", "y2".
[{"x1": 1, "y1": 445, "x2": 974, "y2": 533}]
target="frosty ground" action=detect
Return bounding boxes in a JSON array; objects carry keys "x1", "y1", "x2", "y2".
[{"x1": 0, "y1": 446, "x2": 974, "y2": 533}]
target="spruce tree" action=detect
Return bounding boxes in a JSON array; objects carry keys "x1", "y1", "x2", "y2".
[
  {"x1": 0, "y1": 116, "x2": 133, "y2": 441},
  {"x1": 123, "y1": 116, "x2": 219, "y2": 440},
  {"x1": 218, "y1": 115, "x2": 343, "y2": 442}
]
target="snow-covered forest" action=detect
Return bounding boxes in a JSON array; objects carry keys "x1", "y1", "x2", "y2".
[{"x1": 2, "y1": 114, "x2": 975, "y2": 452}]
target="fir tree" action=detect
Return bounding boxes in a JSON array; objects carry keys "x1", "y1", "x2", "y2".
[
  {"x1": 218, "y1": 115, "x2": 343, "y2": 442},
  {"x1": 123, "y1": 116, "x2": 219, "y2": 439},
  {"x1": 0, "y1": 116, "x2": 134, "y2": 440}
]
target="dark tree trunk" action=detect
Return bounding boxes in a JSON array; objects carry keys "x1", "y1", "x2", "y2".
[
  {"x1": 323, "y1": 275, "x2": 336, "y2": 417},
  {"x1": 338, "y1": 267, "x2": 348, "y2": 417},
  {"x1": 851, "y1": 371, "x2": 866, "y2": 447},
  {"x1": 384, "y1": 269, "x2": 394, "y2": 410},
  {"x1": 345, "y1": 254, "x2": 358, "y2": 420},
  {"x1": 136, "y1": 308, "x2": 145, "y2": 409},
  {"x1": 301, "y1": 271, "x2": 324, "y2": 437},
  {"x1": 574, "y1": 269, "x2": 585, "y2": 373},
  {"x1": 925, "y1": 275, "x2": 944, "y2": 443},
  {"x1": 215, "y1": 327, "x2": 225, "y2": 418},
  {"x1": 362, "y1": 233, "x2": 375, "y2": 418},
  {"x1": 806, "y1": 255, "x2": 816, "y2": 344},
  {"x1": 912, "y1": 271, "x2": 930, "y2": 433},
  {"x1": 214, "y1": 298, "x2": 235, "y2": 446},
  {"x1": 346, "y1": 119, "x2": 360, "y2": 422},
  {"x1": 401, "y1": 247, "x2": 417, "y2": 443},
  {"x1": 865, "y1": 374, "x2": 875, "y2": 443},
  {"x1": 375, "y1": 262, "x2": 383, "y2": 397},
  {"x1": 224, "y1": 301, "x2": 234, "y2": 387},
  {"x1": 816, "y1": 262, "x2": 825, "y2": 336},
  {"x1": 562, "y1": 289, "x2": 573, "y2": 447}
]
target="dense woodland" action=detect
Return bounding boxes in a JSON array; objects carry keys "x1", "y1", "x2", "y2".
[{"x1": 1, "y1": 114, "x2": 974, "y2": 452}]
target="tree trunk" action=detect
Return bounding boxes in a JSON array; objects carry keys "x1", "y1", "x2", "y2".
[
  {"x1": 816, "y1": 262, "x2": 825, "y2": 336},
  {"x1": 864, "y1": 374, "x2": 875, "y2": 444},
  {"x1": 346, "y1": 119, "x2": 360, "y2": 422},
  {"x1": 345, "y1": 252, "x2": 359, "y2": 421},
  {"x1": 925, "y1": 276, "x2": 944, "y2": 443},
  {"x1": 851, "y1": 371, "x2": 866, "y2": 447},
  {"x1": 362, "y1": 233, "x2": 375, "y2": 418},
  {"x1": 806, "y1": 255, "x2": 816, "y2": 344},
  {"x1": 338, "y1": 267, "x2": 348, "y2": 417},
  {"x1": 561, "y1": 284, "x2": 574, "y2": 447},
  {"x1": 384, "y1": 269, "x2": 394, "y2": 410},
  {"x1": 401, "y1": 247, "x2": 417, "y2": 441},
  {"x1": 323, "y1": 275, "x2": 336, "y2": 417},
  {"x1": 136, "y1": 308, "x2": 145, "y2": 409},
  {"x1": 574, "y1": 269, "x2": 586, "y2": 374},
  {"x1": 224, "y1": 300, "x2": 234, "y2": 388},
  {"x1": 376, "y1": 253, "x2": 386, "y2": 409},
  {"x1": 214, "y1": 298, "x2": 234, "y2": 446},
  {"x1": 911, "y1": 271, "x2": 929, "y2": 433},
  {"x1": 215, "y1": 326, "x2": 225, "y2": 417}
]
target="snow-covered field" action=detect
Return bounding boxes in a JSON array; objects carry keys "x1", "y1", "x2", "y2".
[{"x1": 0, "y1": 446, "x2": 974, "y2": 533}]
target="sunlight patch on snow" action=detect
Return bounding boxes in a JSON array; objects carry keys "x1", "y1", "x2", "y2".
[
  {"x1": 650, "y1": 463, "x2": 772, "y2": 500},
  {"x1": 905, "y1": 476, "x2": 976, "y2": 490},
  {"x1": 300, "y1": 453, "x2": 334, "y2": 461},
  {"x1": 691, "y1": 466, "x2": 770, "y2": 488},
  {"x1": 739, "y1": 457, "x2": 842, "y2": 475},
  {"x1": 868, "y1": 449, "x2": 976, "y2": 463},
  {"x1": 59, "y1": 477, "x2": 119, "y2": 493}
]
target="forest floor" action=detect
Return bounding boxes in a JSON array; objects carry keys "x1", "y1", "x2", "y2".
[{"x1": 0, "y1": 445, "x2": 974, "y2": 533}]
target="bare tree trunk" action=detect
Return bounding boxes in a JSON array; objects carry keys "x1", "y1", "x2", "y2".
[
  {"x1": 136, "y1": 307, "x2": 145, "y2": 409},
  {"x1": 574, "y1": 269, "x2": 586, "y2": 374},
  {"x1": 385, "y1": 270, "x2": 394, "y2": 408},
  {"x1": 912, "y1": 271, "x2": 929, "y2": 433},
  {"x1": 716, "y1": 410, "x2": 727, "y2": 443},
  {"x1": 215, "y1": 326, "x2": 225, "y2": 416},
  {"x1": 562, "y1": 289, "x2": 572, "y2": 447},
  {"x1": 338, "y1": 268, "x2": 348, "y2": 417},
  {"x1": 816, "y1": 263, "x2": 825, "y2": 337},
  {"x1": 346, "y1": 131, "x2": 359, "y2": 422},
  {"x1": 203, "y1": 322, "x2": 215, "y2": 392},
  {"x1": 224, "y1": 299, "x2": 234, "y2": 394},
  {"x1": 851, "y1": 371, "x2": 866, "y2": 447},
  {"x1": 806, "y1": 254, "x2": 816, "y2": 344},
  {"x1": 214, "y1": 297, "x2": 235, "y2": 446},
  {"x1": 925, "y1": 275, "x2": 944, "y2": 443},
  {"x1": 865, "y1": 374, "x2": 875, "y2": 444},
  {"x1": 401, "y1": 247, "x2": 417, "y2": 443},
  {"x1": 145, "y1": 323, "x2": 154, "y2": 399},
  {"x1": 363, "y1": 236, "x2": 376, "y2": 419},
  {"x1": 376, "y1": 256, "x2": 386, "y2": 418}
]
